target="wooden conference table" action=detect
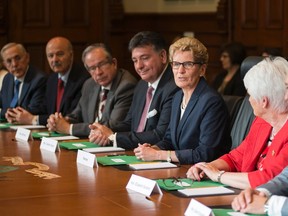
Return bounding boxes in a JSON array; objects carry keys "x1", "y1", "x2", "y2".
[{"x1": 0, "y1": 128, "x2": 237, "y2": 216}]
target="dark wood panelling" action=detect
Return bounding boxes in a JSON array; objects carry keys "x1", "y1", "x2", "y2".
[
  {"x1": 23, "y1": 0, "x2": 49, "y2": 27},
  {"x1": 241, "y1": 0, "x2": 258, "y2": 29},
  {"x1": 63, "y1": 0, "x2": 89, "y2": 27},
  {"x1": 265, "y1": 0, "x2": 283, "y2": 29}
]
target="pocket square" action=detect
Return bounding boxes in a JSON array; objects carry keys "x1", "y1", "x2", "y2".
[{"x1": 147, "y1": 109, "x2": 157, "y2": 119}]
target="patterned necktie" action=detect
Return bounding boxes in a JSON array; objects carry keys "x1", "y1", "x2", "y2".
[
  {"x1": 97, "y1": 89, "x2": 109, "y2": 120},
  {"x1": 56, "y1": 78, "x2": 64, "y2": 112},
  {"x1": 137, "y1": 86, "x2": 154, "y2": 132},
  {"x1": 10, "y1": 79, "x2": 21, "y2": 108}
]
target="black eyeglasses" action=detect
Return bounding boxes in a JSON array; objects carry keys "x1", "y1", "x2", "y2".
[
  {"x1": 87, "y1": 59, "x2": 111, "y2": 73},
  {"x1": 161, "y1": 177, "x2": 193, "y2": 188},
  {"x1": 170, "y1": 61, "x2": 203, "y2": 70}
]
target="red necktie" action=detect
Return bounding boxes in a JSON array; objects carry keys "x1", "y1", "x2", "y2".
[
  {"x1": 137, "y1": 86, "x2": 154, "y2": 132},
  {"x1": 56, "y1": 78, "x2": 64, "y2": 112}
]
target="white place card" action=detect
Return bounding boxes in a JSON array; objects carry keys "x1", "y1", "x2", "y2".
[
  {"x1": 76, "y1": 150, "x2": 98, "y2": 168},
  {"x1": 185, "y1": 199, "x2": 215, "y2": 216},
  {"x1": 126, "y1": 174, "x2": 162, "y2": 197},
  {"x1": 15, "y1": 127, "x2": 31, "y2": 141},
  {"x1": 40, "y1": 137, "x2": 60, "y2": 152}
]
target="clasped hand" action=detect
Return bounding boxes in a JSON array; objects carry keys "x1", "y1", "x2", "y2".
[
  {"x1": 186, "y1": 162, "x2": 220, "y2": 182},
  {"x1": 89, "y1": 123, "x2": 112, "y2": 146},
  {"x1": 47, "y1": 112, "x2": 70, "y2": 134},
  {"x1": 133, "y1": 144, "x2": 157, "y2": 161}
]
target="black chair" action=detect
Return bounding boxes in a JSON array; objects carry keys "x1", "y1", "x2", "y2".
[{"x1": 230, "y1": 56, "x2": 263, "y2": 149}]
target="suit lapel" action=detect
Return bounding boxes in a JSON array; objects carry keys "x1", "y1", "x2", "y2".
[{"x1": 89, "y1": 85, "x2": 101, "y2": 121}]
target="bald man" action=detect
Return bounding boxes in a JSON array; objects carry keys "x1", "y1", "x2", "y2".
[{"x1": 8, "y1": 36, "x2": 90, "y2": 125}]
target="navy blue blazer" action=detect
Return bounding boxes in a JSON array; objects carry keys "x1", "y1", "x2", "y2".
[
  {"x1": 115, "y1": 65, "x2": 180, "y2": 149},
  {"x1": 157, "y1": 77, "x2": 231, "y2": 164},
  {"x1": 38, "y1": 63, "x2": 90, "y2": 125},
  {"x1": 0, "y1": 65, "x2": 47, "y2": 118}
]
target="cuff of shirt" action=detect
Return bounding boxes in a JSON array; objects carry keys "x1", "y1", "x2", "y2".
[
  {"x1": 267, "y1": 195, "x2": 286, "y2": 216},
  {"x1": 69, "y1": 124, "x2": 73, "y2": 135},
  {"x1": 108, "y1": 133, "x2": 117, "y2": 147},
  {"x1": 256, "y1": 188, "x2": 272, "y2": 197},
  {"x1": 32, "y1": 115, "x2": 39, "y2": 125}
]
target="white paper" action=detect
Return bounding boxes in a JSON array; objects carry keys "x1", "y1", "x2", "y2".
[
  {"x1": 15, "y1": 128, "x2": 31, "y2": 141},
  {"x1": 40, "y1": 137, "x2": 59, "y2": 152},
  {"x1": 49, "y1": 136, "x2": 79, "y2": 141},
  {"x1": 10, "y1": 125, "x2": 46, "y2": 130},
  {"x1": 129, "y1": 162, "x2": 177, "y2": 170},
  {"x1": 228, "y1": 212, "x2": 250, "y2": 216},
  {"x1": 126, "y1": 174, "x2": 162, "y2": 197},
  {"x1": 76, "y1": 150, "x2": 98, "y2": 168},
  {"x1": 178, "y1": 186, "x2": 234, "y2": 197},
  {"x1": 83, "y1": 146, "x2": 125, "y2": 153}
]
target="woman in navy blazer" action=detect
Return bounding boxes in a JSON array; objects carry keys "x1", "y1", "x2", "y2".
[{"x1": 134, "y1": 37, "x2": 231, "y2": 164}]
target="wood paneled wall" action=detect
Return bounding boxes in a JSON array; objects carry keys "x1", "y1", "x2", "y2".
[{"x1": 0, "y1": 0, "x2": 287, "y2": 83}]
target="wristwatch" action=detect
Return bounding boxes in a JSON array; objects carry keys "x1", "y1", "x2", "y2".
[
  {"x1": 217, "y1": 170, "x2": 225, "y2": 183},
  {"x1": 167, "y1": 150, "x2": 172, "y2": 162}
]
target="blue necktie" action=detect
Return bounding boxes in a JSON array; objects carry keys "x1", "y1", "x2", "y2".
[{"x1": 10, "y1": 80, "x2": 21, "y2": 108}]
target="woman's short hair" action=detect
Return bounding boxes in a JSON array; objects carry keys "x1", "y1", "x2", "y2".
[
  {"x1": 169, "y1": 37, "x2": 209, "y2": 64},
  {"x1": 244, "y1": 57, "x2": 288, "y2": 113},
  {"x1": 221, "y1": 42, "x2": 246, "y2": 65}
]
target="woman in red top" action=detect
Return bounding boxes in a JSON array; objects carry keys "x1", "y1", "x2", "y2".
[{"x1": 186, "y1": 56, "x2": 288, "y2": 189}]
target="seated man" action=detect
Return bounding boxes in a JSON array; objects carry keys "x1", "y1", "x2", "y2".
[
  {"x1": 0, "y1": 43, "x2": 46, "y2": 120},
  {"x1": 5, "y1": 37, "x2": 90, "y2": 125},
  {"x1": 232, "y1": 166, "x2": 288, "y2": 215},
  {"x1": 89, "y1": 31, "x2": 179, "y2": 149},
  {"x1": 47, "y1": 43, "x2": 137, "y2": 137}
]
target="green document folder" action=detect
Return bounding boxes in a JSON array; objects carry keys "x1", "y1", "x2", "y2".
[
  {"x1": 59, "y1": 141, "x2": 99, "y2": 150},
  {"x1": 32, "y1": 131, "x2": 68, "y2": 138},
  {"x1": 97, "y1": 155, "x2": 142, "y2": 166},
  {"x1": 156, "y1": 179, "x2": 225, "y2": 191},
  {"x1": 213, "y1": 208, "x2": 267, "y2": 216},
  {"x1": 0, "y1": 123, "x2": 12, "y2": 129}
]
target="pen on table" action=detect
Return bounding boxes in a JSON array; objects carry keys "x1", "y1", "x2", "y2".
[{"x1": 106, "y1": 154, "x2": 127, "y2": 157}]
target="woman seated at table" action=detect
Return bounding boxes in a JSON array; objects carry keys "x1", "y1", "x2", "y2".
[
  {"x1": 134, "y1": 37, "x2": 231, "y2": 165},
  {"x1": 186, "y1": 56, "x2": 288, "y2": 189}
]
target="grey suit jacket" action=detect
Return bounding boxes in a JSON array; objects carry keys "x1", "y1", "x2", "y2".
[
  {"x1": 258, "y1": 166, "x2": 288, "y2": 215},
  {"x1": 67, "y1": 69, "x2": 137, "y2": 137}
]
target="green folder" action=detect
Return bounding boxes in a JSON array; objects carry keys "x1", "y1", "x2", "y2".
[
  {"x1": 213, "y1": 208, "x2": 267, "y2": 216},
  {"x1": 0, "y1": 123, "x2": 13, "y2": 129},
  {"x1": 97, "y1": 155, "x2": 142, "y2": 166},
  {"x1": 59, "y1": 141, "x2": 99, "y2": 150},
  {"x1": 156, "y1": 179, "x2": 225, "y2": 191},
  {"x1": 32, "y1": 131, "x2": 68, "y2": 138}
]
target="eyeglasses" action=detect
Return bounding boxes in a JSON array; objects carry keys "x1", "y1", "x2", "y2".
[
  {"x1": 161, "y1": 177, "x2": 193, "y2": 188},
  {"x1": 87, "y1": 59, "x2": 111, "y2": 73},
  {"x1": 4, "y1": 55, "x2": 24, "y2": 67},
  {"x1": 170, "y1": 61, "x2": 202, "y2": 70}
]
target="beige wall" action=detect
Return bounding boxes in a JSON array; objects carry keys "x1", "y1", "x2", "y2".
[{"x1": 123, "y1": 0, "x2": 219, "y2": 13}]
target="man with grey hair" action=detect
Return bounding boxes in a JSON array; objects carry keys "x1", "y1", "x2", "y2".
[
  {"x1": 46, "y1": 43, "x2": 137, "y2": 137},
  {"x1": 0, "y1": 42, "x2": 46, "y2": 120}
]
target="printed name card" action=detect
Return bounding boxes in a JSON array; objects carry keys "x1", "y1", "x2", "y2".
[
  {"x1": 185, "y1": 199, "x2": 215, "y2": 216},
  {"x1": 15, "y1": 128, "x2": 31, "y2": 141},
  {"x1": 76, "y1": 150, "x2": 98, "y2": 168},
  {"x1": 40, "y1": 137, "x2": 60, "y2": 152},
  {"x1": 126, "y1": 174, "x2": 162, "y2": 197}
]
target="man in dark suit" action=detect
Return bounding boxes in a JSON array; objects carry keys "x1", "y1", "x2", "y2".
[
  {"x1": 0, "y1": 43, "x2": 46, "y2": 120},
  {"x1": 8, "y1": 36, "x2": 90, "y2": 125},
  {"x1": 46, "y1": 43, "x2": 137, "y2": 137},
  {"x1": 89, "y1": 31, "x2": 179, "y2": 149}
]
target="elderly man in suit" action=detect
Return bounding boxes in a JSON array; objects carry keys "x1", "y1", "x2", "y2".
[
  {"x1": 7, "y1": 36, "x2": 90, "y2": 125},
  {"x1": 232, "y1": 166, "x2": 288, "y2": 215},
  {"x1": 46, "y1": 43, "x2": 137, "y2": 137},
  {"x1": 0, "y1": 43, "x2": 46, "y2": 121},
  {"x1": 89, "y1": 31, "x2": 179, "y2": 149}
]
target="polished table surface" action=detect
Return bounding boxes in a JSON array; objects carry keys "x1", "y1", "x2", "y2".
[{"x1": 0, "y1": 129, "x2": 237, "y2": 216}]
